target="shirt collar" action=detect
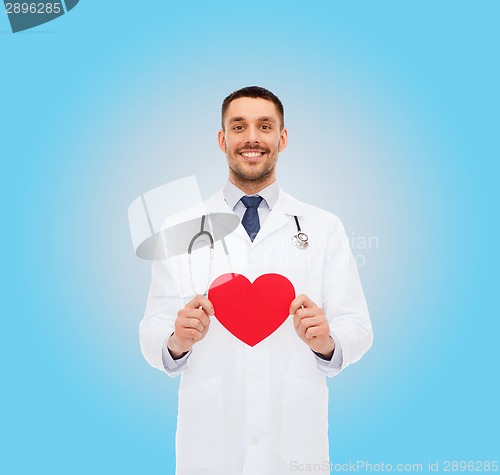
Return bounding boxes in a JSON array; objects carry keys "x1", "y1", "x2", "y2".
[{"x1": 223, "y1": 180, "x2": 280, "y2": 211}]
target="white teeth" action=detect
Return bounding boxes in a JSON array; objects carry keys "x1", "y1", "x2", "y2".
[{"x1": 242, "y1": 152, "x2": 263, "y2": 157}]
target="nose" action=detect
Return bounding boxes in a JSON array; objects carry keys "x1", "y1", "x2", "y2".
[{"x1": 244, "y1": 125, "x2": 260, "y2": 143}]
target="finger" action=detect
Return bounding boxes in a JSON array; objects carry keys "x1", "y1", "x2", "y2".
[
  {"x1": 190, "y1": 328, "x2": 204, "y2": 341},
  {"x1": 289, "y1": 294, "x2": 317, "y2": 314},
  {"x1": 182, "y1": 317, "x2": 204, "y2": 333},
  {"x1": 296, "y1": 315, "x2": 326, "y2": 332},
  {"x1": 295, "y1": 316, "x2": 324, "y2": 336},
  {"x1": 305, "y1": 324, "x2": 330, "y2": 339},
  {"x1": 176, "y1": 326, "x2": 202, "y2": 342},
  {"x1": 294, "y1": 306, "x2": 320, "y2": 321},
  {"x1": 293, "y1": 309, "x2": 321, "y2": 330},
  {"x1": 186, "y1": 295, "x2": 215, "y2": 316},
  {"x1": 201, "y1": 323, "x2": 210, "y2": 338},
  {"x1": 289, "y1": 295, "x2": 305, "y2": 315},
  {"x1": 196, "y1": 309, "x2": 210, "y2": 328},
  {"x1": 183, "y1": 307, "x2": 210, "y2": 327},
  {"x1": 178, "y1": 306, "x2": 211, "y2": 327}
]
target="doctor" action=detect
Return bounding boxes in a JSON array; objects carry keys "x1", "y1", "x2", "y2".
[{"x1": 140, "y1": 86, "x2": 373, "y2": 474}]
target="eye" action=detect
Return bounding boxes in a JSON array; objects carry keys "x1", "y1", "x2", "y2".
[
  {"x1": 260, "y1": 125, "x2": 272, "y2": 130},
  {"x1": 232, "y1": 125, "x2": 244, "y2": 131}
]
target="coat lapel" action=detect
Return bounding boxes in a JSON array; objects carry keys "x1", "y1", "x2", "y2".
[{"x1": 252, "y1": 189, "x2": 305, "y2": 247}]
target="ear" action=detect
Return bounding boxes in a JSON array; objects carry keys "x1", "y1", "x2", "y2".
[
  {"x1": 217, "y1": 129, "x2": 227, "y2": 153},
  {"x1": 278, "y1": 128, "x2": 288, "y2": 152}
]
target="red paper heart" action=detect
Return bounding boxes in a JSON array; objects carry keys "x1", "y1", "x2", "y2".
[{"x1": 208, "y1": 273, "x2": 295, "y2": 347}]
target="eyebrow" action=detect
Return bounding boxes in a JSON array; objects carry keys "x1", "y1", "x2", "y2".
[
  {"x1": 228, "y1": 116, "x2": 277, "y2": 123},
  {"x1": 257, "y1": 116, "x2": 276, "y2": 123}
]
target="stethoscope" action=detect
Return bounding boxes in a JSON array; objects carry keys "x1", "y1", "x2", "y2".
[
  {"x1": 188, "y1": 215, "x2": 214, "y2": 296},
  {"x1": 187, "y1": 214, "x2": 308, "y2": 295},
  {"x1": 292, "y1": 215, "x2": 309, "y2": 249}
]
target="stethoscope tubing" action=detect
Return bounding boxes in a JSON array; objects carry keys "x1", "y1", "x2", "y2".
[
  {"x1": 187, "y1": 214, "x2": 308, "y2": 295},
  {"x1": 188, "y1": 215, "x2": 214, "y2": 296}
]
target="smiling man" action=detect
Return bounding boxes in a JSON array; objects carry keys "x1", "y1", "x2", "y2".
[
  {"x1": 140, "y1": 86, "x2": 373, "y2": 474},
  {"x1": 219, "y1": 92, "x2": 287, "y2": 194}
]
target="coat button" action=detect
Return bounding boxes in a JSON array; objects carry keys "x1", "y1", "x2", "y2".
[{"x1": 248, "y1": 376, "x2": 257, "y2": 384}]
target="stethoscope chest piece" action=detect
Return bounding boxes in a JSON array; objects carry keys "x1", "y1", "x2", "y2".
[
  {"x1": 292, "y1": 216, "x2": 309, "y2": 249},
  {"x1": 292, "y1": 232, "x2": 309, "y2": 249}
]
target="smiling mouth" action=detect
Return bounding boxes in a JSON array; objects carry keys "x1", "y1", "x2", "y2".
[
  {"x1": 241, "y1": 151, "x2": 264, "y2": 158},
  {"x1": 239, "y1": 149, "x2": 267, "y2": 162}
]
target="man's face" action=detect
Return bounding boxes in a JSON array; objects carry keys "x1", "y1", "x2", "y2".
[{"x1": 218, "y1": 97, "x2": 288, "y2": 186}]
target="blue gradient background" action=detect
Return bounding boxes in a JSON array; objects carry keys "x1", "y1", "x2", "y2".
[{"x1": 1, "y1": 1, "x2": 498, "y2": 473}]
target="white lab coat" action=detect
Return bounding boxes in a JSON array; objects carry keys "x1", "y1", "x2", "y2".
[{"x1": 140, "y1": 188, "x2": 373, "y2": 475}]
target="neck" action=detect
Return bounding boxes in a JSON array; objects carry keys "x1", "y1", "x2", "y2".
[{"x1": 229, "y1": 173, "x2": 276, "y2": 195}]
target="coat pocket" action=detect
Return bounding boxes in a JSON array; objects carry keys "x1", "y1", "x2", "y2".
[
  {"x1": 176, "y1": 376, "x2": 225, "y2": 469},
  {"x1": 281, "y1": 374, "x2": 330, "y2": 465}
]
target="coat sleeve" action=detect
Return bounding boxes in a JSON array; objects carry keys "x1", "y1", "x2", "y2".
[
  {"x1": 317, "y1": 215, "x2": 373, "y2": 377},
  {"x1": 139, "y1": 254, "x2": 190, "y2": 377}
]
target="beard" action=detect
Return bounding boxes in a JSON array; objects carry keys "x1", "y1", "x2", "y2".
[
  {"x1": 229, "y1": 160, "x2": 275, "y2": 183},
  {"x1": 227, "y1": 145, "x2": 277, "y2": 185}
]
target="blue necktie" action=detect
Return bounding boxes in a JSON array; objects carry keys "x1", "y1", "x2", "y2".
[{"x1": 240, "y1": 195, "x2": 263, "y2": 242}]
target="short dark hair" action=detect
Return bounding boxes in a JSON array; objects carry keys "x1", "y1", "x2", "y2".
[{"x1": 221, "y1": 86, "x2": 285, "y2": 130}]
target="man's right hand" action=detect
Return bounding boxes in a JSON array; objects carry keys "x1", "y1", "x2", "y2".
[{"x1": 167, "y1": 295, "x2": 214, "y2": 359}]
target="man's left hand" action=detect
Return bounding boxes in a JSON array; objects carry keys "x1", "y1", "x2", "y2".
[{"x1": 289, "y1": 294, "x2": 334, "y2": 359}]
